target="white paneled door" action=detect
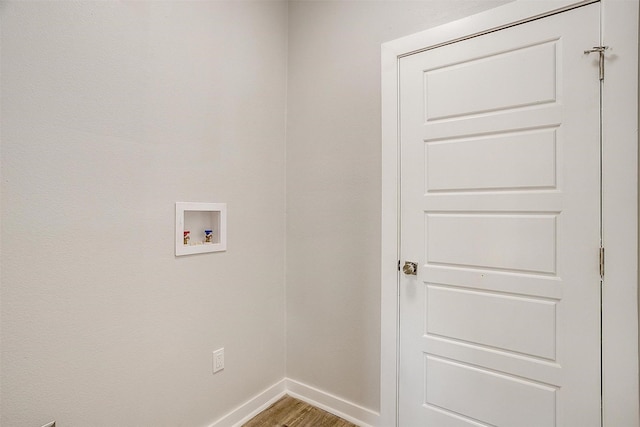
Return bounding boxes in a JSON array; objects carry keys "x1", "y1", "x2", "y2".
[{"x1": 399, "y1": 4, "x2": 601, "y2": 426}]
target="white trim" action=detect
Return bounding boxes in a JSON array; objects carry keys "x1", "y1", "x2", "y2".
[
  {"x1": 206, "y1": 378, "x2": 380, "y2": 427},
  {"x1": 380, "y1": 1, "x2": 639, "y2": 426},
  {"x1": 383, "y1": 0, "x2": 596, "y2": 59},
  {"x1": 207, "y1": 379, "x2": 286, "y2": 427},
  {"x1": 285, "y1": 378, "x2": 380, "y2": 427},
  {"x1": 380, "y1": 41, "x2": 401, "y2": 427}
]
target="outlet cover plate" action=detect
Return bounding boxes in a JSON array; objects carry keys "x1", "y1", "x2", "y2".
[{"x1": 213, "y1": 348, "x2": 224, "y2": 373}]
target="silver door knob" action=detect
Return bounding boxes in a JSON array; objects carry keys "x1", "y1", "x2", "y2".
[{"x1": 403, "y1": 261, "x2": 418, "y2": 275}]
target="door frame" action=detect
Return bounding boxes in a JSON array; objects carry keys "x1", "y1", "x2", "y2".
[{"x1": 380, "y1": 1, "x2": 639, "y2": 426}]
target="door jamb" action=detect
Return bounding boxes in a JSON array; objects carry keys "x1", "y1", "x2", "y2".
[{"x1": 380, "y1": 1, "x2": 639, "y2": 426}]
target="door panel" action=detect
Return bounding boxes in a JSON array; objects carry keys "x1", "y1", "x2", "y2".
[
  {"x1": 424, "y1": 40, "x2": 558, "y2": 121},
  {"x1": 426, "y1": 213, "x2": 557, "y2": 273},
  {"x1": 399, "y1": 4, "x2": 601, "y2": 426},
  {"x1": 425, "y1": 128, "x2": 558, "y2": 192},
  {"x1": 426, "y1": 285, "x2": 557, "y2": 359},
  {"x1": 425, "y1": 356, "x2": 556, "y2": 427}
]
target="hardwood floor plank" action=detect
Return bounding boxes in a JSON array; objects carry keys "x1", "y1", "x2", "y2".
[{"x1": 242, "y1": 395, "x2": 358, "y2": 427}]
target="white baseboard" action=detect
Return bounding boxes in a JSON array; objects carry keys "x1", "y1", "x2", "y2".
[
  {"x1": 285, "y1": 378, "x2": 380, "y2": 427},
  {"x1": 207, "y1": 377, "x2": 380, "y2": 427},
  {"x1": 208, "y1": 379, "x2": 287, "y2": 427}
]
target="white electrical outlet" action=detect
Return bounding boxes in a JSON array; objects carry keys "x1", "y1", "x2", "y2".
[{"x1": 213, "y1": 348, "x2": 224, "y2": 373}]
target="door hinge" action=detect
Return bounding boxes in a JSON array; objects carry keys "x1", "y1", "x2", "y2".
[
  {"x1": 398, "y1": 260, "x2": 401, "y2": 272},
  {"x1": 599, "y1": 247, "x2": 605, "y2": 279},
  {"x1": 584, "y1": 46, "x2": 609, "y2": 81}
]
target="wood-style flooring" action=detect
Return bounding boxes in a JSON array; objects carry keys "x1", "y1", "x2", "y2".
[{"x1": 242, "y1": 395, "x2": 358, "y2": 427}]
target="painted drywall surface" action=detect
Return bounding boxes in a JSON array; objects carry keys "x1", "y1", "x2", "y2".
[
  {"x1": 286, "y1": 0, "x2": 512, "y2": 412},
  {"x1": 0, "y1": 1, "x2": 287, "y2": 426}
]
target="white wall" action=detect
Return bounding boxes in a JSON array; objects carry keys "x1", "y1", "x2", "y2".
[
  {"x1": 285, "y1": 0, "x2": 511, "y2": 412},
  {"x1": 1, "y1": 1, "x2": 532, "y2": 425},
  {"x1": 0, "y1": 1, "x2": 287, "y2": 426}
]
